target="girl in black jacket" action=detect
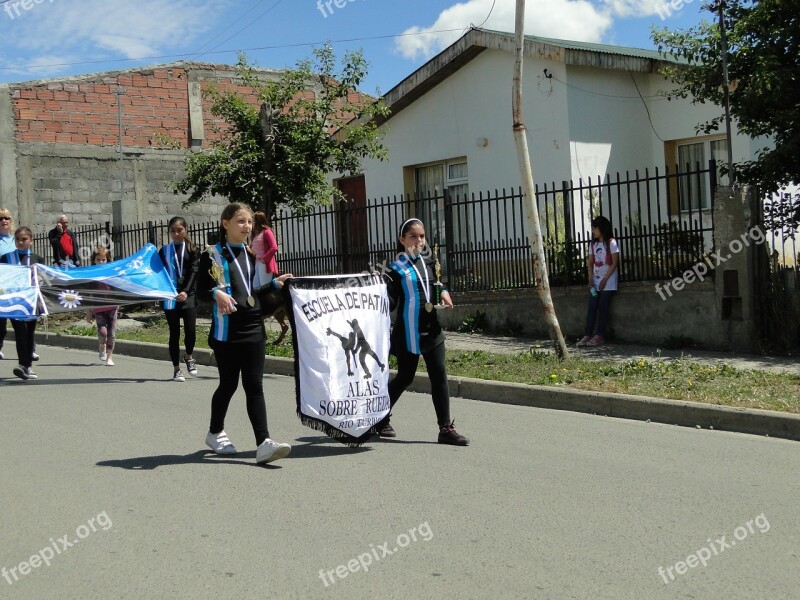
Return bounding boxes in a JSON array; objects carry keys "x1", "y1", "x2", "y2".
[
  {"x1": 377, "y1": 218, "x2": 469, "y2": 446},
  {"x1": 159, "y1": 217, "x2": 200, "y2": 382}
]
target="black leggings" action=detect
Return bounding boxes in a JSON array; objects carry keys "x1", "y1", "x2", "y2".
[
  {"x1": 210, "y1": 340, "x2": 270, "y2": 445},
  {"x1": 165, "y1": 308, "x2": 196, "y2": 367},
  {"x1": 11, "y1": 320, "x2": 36, "y2": 368},
  {"x1": 388, "y1": 339, "x2": 450, "y2": 427},
  {"x1": 0, "y1": 318, "x2": 7, "y2": 350}
]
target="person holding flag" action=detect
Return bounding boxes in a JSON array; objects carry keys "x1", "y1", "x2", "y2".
[
  {"x1": 0, "y1": 226, "x2": 45, "y2": 380},
  {"x1": 158, "y1": 216, "x2": 200, "y2": 383}
]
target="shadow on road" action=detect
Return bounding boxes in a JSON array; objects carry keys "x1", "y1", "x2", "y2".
[
  {"x1": 288, "y1": 436, "x2": 374, "y2": 459},
  {"x1": 96, "y1": 450, "x2": 268, "y2": 470}
]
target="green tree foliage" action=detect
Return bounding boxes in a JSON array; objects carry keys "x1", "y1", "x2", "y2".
[
  {"x1": 174, "y1": 47, "x2": 389, "y2": 215},
  {"x1": 652, "y1": 0, "x2": 800, "y2": 231}
]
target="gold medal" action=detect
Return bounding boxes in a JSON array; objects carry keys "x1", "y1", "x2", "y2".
[
  {"x1": 247, "y1": 295, "x2": 256, "y2": 307},
  {"x1": 425, "y1": 302, "x2": 434, "y2": 313}
]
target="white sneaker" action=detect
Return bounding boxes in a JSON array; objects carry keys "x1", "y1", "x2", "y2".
[
  {"x1": 256, "y1": 438, "x2": 291, "y2": 464},
  {"x1": 99, "y1": 350, "x2": 107, "y2": 361},
  {"x1": 105, "y1": 358, "x2": 115, "y2": 366},
  {"x1": 172, "y1": 370, "x2": 186, "y2": 382},
  {"x1": 26, "y1": 367, "x2": 37, "y2": 379},
  {"x1": 206, "y1": 430, "x2": 237, "y2": 455},
  {"x1": 31, "y1": 352, "x2": 39, "y2": 361}
]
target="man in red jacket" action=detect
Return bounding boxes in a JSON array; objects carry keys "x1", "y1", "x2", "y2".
[{"x1": 47, "y1": 214, "x2": 81, "y2": 268}]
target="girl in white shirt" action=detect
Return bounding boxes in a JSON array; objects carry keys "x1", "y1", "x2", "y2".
[{"x1": 577, "y1": 216, "x2": 619, "y2": 347}]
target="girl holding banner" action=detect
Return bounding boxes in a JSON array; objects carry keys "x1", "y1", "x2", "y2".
[
  {"x1": 0, "y1": 227, "x2": 45, "y2": 380},
  {"x1": 198, "y1": 203, "x2": 294, "y2": 465},
  {"x1": 377, "y1": 218, "x2": 469, "y2": 446},
  {"x1": 158, "y1": 217, "x2": 200, "y2": 382}
]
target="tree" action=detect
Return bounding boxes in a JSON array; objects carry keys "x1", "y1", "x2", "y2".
[
  {"x1": 174, "y1": 47, "x2": 389, "y2": 215},
  {"x1": 652, "y1": 0, "x2": 800, "y2": 232},
  {"x1": 513, "y1": 0, "x2": 569, "y2": 359}
]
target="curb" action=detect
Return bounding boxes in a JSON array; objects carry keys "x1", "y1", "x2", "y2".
[{"x1": 33, "y1": 332, "x2": 800, "y2": 443}]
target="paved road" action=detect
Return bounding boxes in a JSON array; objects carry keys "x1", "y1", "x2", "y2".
[{"x1": 2, "y1": 345, "x2": 798, "y2": 600}]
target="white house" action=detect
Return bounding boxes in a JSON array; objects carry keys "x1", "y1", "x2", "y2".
[{"x1": 279, "y1": 28, "x2": 772, "y2": 284}]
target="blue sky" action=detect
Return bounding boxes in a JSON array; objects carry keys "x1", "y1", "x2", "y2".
[{"x1": 0, "y1": 0, "x2": 710, "y2": 93}]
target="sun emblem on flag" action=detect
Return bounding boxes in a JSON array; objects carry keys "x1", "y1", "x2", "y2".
[{"x1": 58, "y1": 290, "x2": 83, "y2": 309}]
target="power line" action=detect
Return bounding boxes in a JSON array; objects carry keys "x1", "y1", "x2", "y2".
[
  {"x1": 0, "y1": 28, "x2": 465, "y2": 72},
  {"x1": 191, "y1": 0, "x2": 270, "y2": 56},
  {"x1": 193, "y1": 0, "x2": 286, "y2": 60}
]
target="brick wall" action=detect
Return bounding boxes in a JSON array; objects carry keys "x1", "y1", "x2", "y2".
[{"x1": 10, "y1": 63, "x2": 271, "y2": 149}]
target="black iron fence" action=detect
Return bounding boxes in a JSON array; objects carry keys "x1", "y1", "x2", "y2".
[
  {"x1": 275, "y1": 161, "x2": 719, "y2": 292},
  {"x1": 31, "y1": 161, "x2": 722, "y2": 293},
  {"x1": 33, "y1": 220, "x2": 222, "y2": 265}
]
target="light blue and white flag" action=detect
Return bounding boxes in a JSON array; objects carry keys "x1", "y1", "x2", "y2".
[
  {"x1": 36, "y1": 244, "x2": 177, "y2": 313},
  {"x1": 0, "y1": 264, "x2": 40, "y2": 319}
]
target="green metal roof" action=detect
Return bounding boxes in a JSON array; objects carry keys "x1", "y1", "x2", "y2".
[{"x1": 480, "y1": 28, "x2": 678, "y2": 63}]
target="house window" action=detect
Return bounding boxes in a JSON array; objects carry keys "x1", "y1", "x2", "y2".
[
  {"x1": 412, "y1": 159, "x2": 470, "y2": 273},
  {"x1": 676, "y1": 138, "x2": 729, "y2": 211}
]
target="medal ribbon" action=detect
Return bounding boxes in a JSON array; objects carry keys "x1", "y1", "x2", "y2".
[
  {"x1": 226, "y1": 244, "x2": 252, "y2": 300},
  {"x1": 408, "y1": 256, "x2": 431, "y2": 306}
]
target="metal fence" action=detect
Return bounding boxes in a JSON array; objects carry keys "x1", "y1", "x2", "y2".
[
  {"x1": 275, "y1": 161, "x2": 719, "y2": 292},
  {"x1": 31, "y1": 161, "x2": 722, "y2": 293},
  {"x1": 33, "y1": 220, "x2": 221, "y2": 265}
]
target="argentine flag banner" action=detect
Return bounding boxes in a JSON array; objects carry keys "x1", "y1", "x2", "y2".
[
  {"x1": 287, "y1": 274, "x2": 391, "y2": 447},
  {"x1": 36, "y1": 244, "x2": 177, "y2": 313},
  {"x1": 0, "y1": 264, "x2": 41, "y2": 319}
]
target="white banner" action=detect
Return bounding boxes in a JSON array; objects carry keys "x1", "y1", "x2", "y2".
[{"x1": 288, "y1": 274, "x2": 390, "y2": 446}]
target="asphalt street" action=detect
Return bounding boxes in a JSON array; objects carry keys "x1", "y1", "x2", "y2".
[{"x1": 1, "y1": 345, "x2": 798, "y2": 600}]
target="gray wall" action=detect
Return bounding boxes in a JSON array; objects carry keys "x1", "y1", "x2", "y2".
[{"x1": 15, "y1": 143, "x2": 228, "y2": 235}]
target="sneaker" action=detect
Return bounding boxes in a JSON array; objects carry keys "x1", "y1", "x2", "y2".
[
  {"x1": 576, "y1": 335, "x2": 591, "y2": 347},
  {"x1": 13, "y1": 365, "x2": 30, "y2": 380},
  {"x1": 438, "y1": 420, "x2": 469, "y2": 446},
  {"x1": 25, "y1": 367, "x2": 37, "y2": 379},
  {"x1": 206, "y1": 430, "x2": 237, "y2": 455},
  {"x1": 585, "y1": 335, "x2": 605, "y2": 346},
  {"x1": 376, "y1": 422, "x2": 396, "y2": 438},
  {"x1": 99, "y1": 350, "x2": 107, "y2": 361},
  {"x1": 256, "y1": 438, "x2": 292, "y2": 464},
  {"x1": 184, "y1": 357, "x2": 198, "y2": 376},
  {"x1": 31, "y1": 352, "x2": 39, "y2": 361},
  {"x1": 0, "y1": 350, "x2": 4, "y2": 360},
  {"x1": 172, "y1": 370, "x2": 186, "y2": 383},
  {"x1": 105, "y1": 358, "x2": 115, "y2": 366}
]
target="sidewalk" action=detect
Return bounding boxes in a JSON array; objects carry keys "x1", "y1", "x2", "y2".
[{"x1": 105, "y1": 312, "x2": 799, "y2": 375}]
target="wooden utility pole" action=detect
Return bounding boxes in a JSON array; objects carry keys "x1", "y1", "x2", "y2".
[{"x1": 513, "y1": 0, "x2": 570, "y2": 359}]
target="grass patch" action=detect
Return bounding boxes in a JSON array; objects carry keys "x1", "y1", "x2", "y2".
[
  {"x1": 445, "y1": 349, "x2": 800, "y2": 414},
  {"x1": 58, "y1": 321, "x2": 800, "y2": 413}
]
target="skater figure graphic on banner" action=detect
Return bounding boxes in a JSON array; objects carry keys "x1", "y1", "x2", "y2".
[
  {"x1": 347, "y1": 318, "x2": 385, "y2": 379},
  {"x1": 326, "y1": 327, "x2": 358, "y2": 376}
]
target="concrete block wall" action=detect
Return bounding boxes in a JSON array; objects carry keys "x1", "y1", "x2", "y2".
[{"x1": 442, "y1": 280, "x2": 722, "y2": 348}]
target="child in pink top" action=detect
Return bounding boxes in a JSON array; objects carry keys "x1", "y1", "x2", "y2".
[
  {"x1": 251, "y1": 211, "x2": 279, "y2": 288},
  {"x1": 85, "y1": 247, "x2": 118, "y2": 366}
]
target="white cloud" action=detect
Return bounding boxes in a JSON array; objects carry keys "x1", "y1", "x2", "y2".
[
  {"x1": 0, "y1": 0, "x2": 233, "y2": 80},
  {"x1": 394, "y1": 0, "x2": 669, "y2": 60}
]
